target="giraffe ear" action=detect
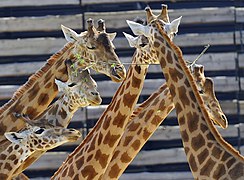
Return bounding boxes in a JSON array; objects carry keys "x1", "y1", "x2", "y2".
[
  {"x1": 123, "y1": 32, "x2": 140, "y2": 48},
  {"x1": 5, "y1": 132, "x2": 24, "y2": 144},
  {"x1": 126, "y1": 20, "x2": 150, "y2": 37},
  {"x1": 55, "y1": 79, "x2": 69, "y2": 93},
  {"x1": 61, "y1": 24, "x2": 80, "y2": 42},
  {"x1": 107, "y1": 32, "x2": 117, "y2": 42},
  {"x1": 165, "y1": 16, "x2": 182, "y2": 35}
]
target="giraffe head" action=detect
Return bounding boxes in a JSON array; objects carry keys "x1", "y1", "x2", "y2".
[
  {"x1": 4, "y1": 125, "x2": 81, "y2": 152},
  {"x1": 63, "y1": 60, "x2": 102, "y2": 106},
  {"x1": 61, "y1": 19, "x2": 126, "y2": 82},
  {"x1": 191, "y1": 65, "x2": 228, "y2": 128},
  {"x1": 126, "y1": 6, "x2": 228, "y2": 129}
]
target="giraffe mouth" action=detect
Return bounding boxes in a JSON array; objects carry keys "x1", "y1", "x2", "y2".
[
  {"x1": 110, "y1": 66, "x2": 126, "y2": 82},
  {"x1": 88, "y1": 96, "x2": 102, "y2": 106}
]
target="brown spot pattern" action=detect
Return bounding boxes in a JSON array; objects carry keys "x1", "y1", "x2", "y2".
[
  {"x1": 197, "y1": 149, "x2": 209, "y2": 165},
  {"x1": 123, "y1": 93, "x2": 137, "y2": 108},
  {"x1": 200, "y1": 158, "x2": 215, "y2": 176},
  {"x1": 131, "y1": 140, "x2": 140, "y2": 151},
  {"x1": 108, "y1": 164, "x2": 121, "y2": 178},
  {"x1": 213, "y1": 163, "x2": 226, "y2": 179},
  {"x1": 178, "y1": 86, "x2": 190, "y2": 107},
  {"x1": 94, "y1": 149, "x2": 109, "y2": 168},
  {"x1": 191, "y1": 133, "x2": 205, "y2": 151},
  {"x1": 181, "y1": 130, "x2": 189, "y2": 143},
  {"x1": 187, "y1": 112, "x2": 199, "y2": 133},
  {"x1": 229, "y1": 162, "x2": 244, "y2": 179},
  {"x1": 189, "y1": 154, "x2": 197, "y2": 172},
  {"x1": 81, "y1": 165, "x2": 98, "y2": 179},
  {"x1": 132, "y1": 75, "x2": 142, "y2": 89},
  {"x1": 123, "y1": 136, "x2": 133, "y2": 146},
  {"x1": 112, "y1": 112, "x2": 126, "y2": 128},
  {"x1": 121, "y1": 152, "x2": 132, "y2": 163},
  {"x1": 212, "y1": 146, "x2": 222, "y2": 159},
  {"x1": 38, "y1": 93, "x2": 50, "y2": 106},
  {"x1": 169, "y1": 67, "x2": 183, "y2": 83},
  {"x1": 103, "y1": 131, "x2": 120, "y2": 148}
]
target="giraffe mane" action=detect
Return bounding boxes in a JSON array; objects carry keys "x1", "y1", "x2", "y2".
[
  {"x1": 0, "y1": 42, "x2": 74, "y2": 115},
  {"x1": 154, "y1": 20, "x2": 244, "y2": 161}
]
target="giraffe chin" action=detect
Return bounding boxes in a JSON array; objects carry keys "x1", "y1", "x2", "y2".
[
  {"x1": 88, "y1": 97, "x2": 102, "y2": 106},
  {"x1": 110, "y1": 67, "x2": 126, "y2": 82}
]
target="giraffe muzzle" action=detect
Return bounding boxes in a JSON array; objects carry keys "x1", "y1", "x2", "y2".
[{"x1": 110, "y1": 66, "x2": 126, "y2": 82}]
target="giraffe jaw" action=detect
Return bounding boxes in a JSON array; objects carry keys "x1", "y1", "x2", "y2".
[{"x1": 110, "y1": 66, "x2": 126, "y2": 82}]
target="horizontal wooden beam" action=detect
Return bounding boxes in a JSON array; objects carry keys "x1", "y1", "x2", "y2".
[
  {"x1": 84, "y1": 7, "x2": 234, "y2": 28},
  {"x1": 0, "y1": 14, "x2": 83, "y2": 33},
  {"x1": 236, "y1": 8, "x2": 244, "y2": 23},
  {"x1": 0, "y1": 76, "x2": 241, "y2": 100},
  {"x1": 0, "y1": 52, "x2": 237, "y2": 78},
  {"x1": 0, "y1": 0, "x2": 80, "y2": 8},
  {"x1": 0, "y1": 31, "x2": 236, "y2": 56}
]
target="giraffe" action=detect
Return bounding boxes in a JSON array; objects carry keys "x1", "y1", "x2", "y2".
[
  {"x1": 126, "y1": 6, "x2": 244, "y2": 179},
  {"x1": 102, "y1": 63, "x2": 228, "y2": 179},
  {"x1": 50, "y1": 9, "x2": 182, "y2": 180},
  {"x1": 0, "y1": 18, "x2": 125, "y2": 144},
  {"x1": 0, "y1": 120, "x2": 81, "y2": 180},
  {"x1": 11, "y1": 60, "x2": 102, "y2": 177}
]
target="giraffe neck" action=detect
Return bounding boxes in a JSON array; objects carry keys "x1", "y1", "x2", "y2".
[
  {"x1": 51, "y1": 50, "x2": 149, "y2": 180},
  {"x1": 152, "y1": 21, "x2": 244, "y2": 179},
  {"x1": 36, "y1": 94, "x2": 78, "y2": 128},
  {"x1": 0, "y1": 143, "x2": 32, "y2": 180},
  {"x1": 0, "y1": 42, "x2": 75, "y2": 144},
  {"x1": 103, "y1": 83, "x2": 174, "y2": 179}
]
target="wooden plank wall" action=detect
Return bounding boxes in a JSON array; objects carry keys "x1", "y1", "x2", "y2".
[{"x1": 0, "y1": 0, "x2": 243, "y2": 179}]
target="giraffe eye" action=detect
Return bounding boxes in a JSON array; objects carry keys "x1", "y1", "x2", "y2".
[
  {"x1": 87, "y1": 46, "x2": 96, "y2": 50},
  {"x1": 34, "y1": 128, "x2": 45, "y2": 134},
  {"x1": 68, "y1": 83, "x2": 77, "y2": 87}
]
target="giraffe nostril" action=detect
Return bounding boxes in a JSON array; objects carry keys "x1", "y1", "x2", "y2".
[{"x1": 91, "y1": 91, "x2": 99, "y2": 96}]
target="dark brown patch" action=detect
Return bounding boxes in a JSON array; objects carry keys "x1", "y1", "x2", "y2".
[
  {"x1": 112, "y1": 150, "x2": 120, "y2": 159},
  {"x1": 200, "y1": 123, "x2": 208, "y2": 133},
  {"x1": 159, "y1": 56, "x2": 166, "y2": 68},
  {"x1": 58, "y1": 108, "x2": 67, "y2": 119},
  {"x1": 128, "y1": 122, "x2": 140, "y2": 131},
  {"x1": 131, "y1": 139, "x2": 140, "y2": 151},
  {"x1": 119, "y1": 85, "x2": 125, "y2": 96},
  {"x1": 27, "y1": 83, "x2": 40, "y2": 100},
  {"x1": 187, "y1": 112, "x2": 199, "y2": 133},
  {"x1": 151, "y1": 96, "x2": 160, "y2": 106},
  {"x1": 189, "y1": 154, "x2": 197, "y2": 172},
  {"x1": 108, "y1": 164, "x2": 121, "y2": 178},
  {"x1": 94, "y1": 149, "x2": 109, "y2": 168},
  {"x1": 125, "y1": 81, "x2": 131, "y2": 90},
  {"x1": 123, "y1": 136, "x2": 133, "y2": 146},
  {"x1": 114, "y1": 99, "x2": 121, "y2": 112},
  {"x1": 189, "y1": 91, "x2": 197, "y2": 102},
  {"x1": 169, "y1": 67, "x2": 183, "y2": 83},
  {"x1": 134, "y1": 65, "x2": 141, "y2": 74},
  {"x1": 212, "y1": 146, "x2": 222, "y2": 159},
  {"x1": 75, "y1": 156, "x2": 84, "y2": 170},
  {"x1": 145, "y1": 110, "x2": 154, "y2": 122},
  {"x1": 0, "y1": 173, "x2": 8, "y2": 179},
  {"x1": 123, "y1": 93, "x2": 137, "y2": 108},
  {"x1": 121, "y1": 152, "x2": 132, "y2": 163},
  {"x1": 132, "y1": 75, "x2": 142, "y2": 89},
  {"x1": 184, "y1": 147, "x2": 190, "y2": 155},
  {"x1": 7, "y1": 146, "x2": 13, "y2": 153},
  {"x1": 151, "y1": 115, "x2": 161, "y2": 126},
  {"x1": 97, "y1": 132, "x2": 103, "y2": 146},
  {"x1": 87, "y1": 139, "x2": 96, "y2": 152},
  {"x1": 229, "y1": 162, "x2": 244, "y2": 179},
  {"x1": 213, "y1": 163, "x2": 226, "y2": 179},
  {"x1": 103, "y1": 131, "x2": 120, "y2": 148},
  {"x1": 178, "y1": 86, "x2": 190, "y2": 107},
  {"x1": 206, "y1": 132, "x2": 215, "y2": 141},
  {"x1": 0, "y1": 154, "x2": 7, "y2": 160},
  {"x1": 226, "y1": 157, "x2": 236, "y2": 169},
  {"x1": 102, "y1": 116, "x2": 111, "y2": 130},
  {"x1": 112, "y1": 112, "x2": 126, "y2": 128},
  {"x1": 181, "y1": 130, "x2": 189, "y2": 143},
  {"x1": 38, "y1": 93, "x2": 50, "y2": 106},
  {"x1": 143, "y1": 129, "x2": 151, "y2": 140},
  {"x1": 169, "y1": 83, "x2": 176, "y2": 98},
  {"x1": 166, "y1": 50, "x2": 173, "y2": 64},
  {"x1": 81, "y1": 165, "x2": 98, "y2": 179},
  {"x1": 4, "y1": 162, "x2": 11, "y2": 171},
  {"x1": 221, "y1": 151, "x2": 230, "y2": 161},
  {"x1": 154, "y1": 41, "x2": 160, "y2": 48},
  {"x1": 87, "y1": 154, "x2": 93, "y2": 162},
  {"x1": 161, "y1": 46, "x2": 165, "y2": 54},
  {"x1": 67, "y1": 166, "x2": 75, "y2": 178},
  {"x1": 197, "y1": 149, "x2": 209, "y2": 165},
  {"x1": 191, "y1": 133, "x2": 205, "y2": 151},
  {"x1": 138, "y1": 110, "x2": 146, "y2": 119},
  {"x1": 200, "y1": 158, "x2": 215, "y2": 176},
  {"x1": 45, "y1": 82, "x2": 52, "y2": 89},
  {"x1": 178, "y1": 116, "x2": 185, "y2": 125}
]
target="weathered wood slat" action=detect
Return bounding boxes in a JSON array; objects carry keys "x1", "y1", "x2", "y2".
[
  {"x1": 236, "y1": 8, "x2": 244, "y2": 23},
  {"x1": 82, "y1": 0, "x2": 163, "y2": 5},
  {"x1": 120, "y1": 172, "x2": 194, "y2": 180},
  {"x1": 0, "y1": 15, "x2": 83, "y2": 33},
  {"x1": 239, "y1": 53, "x2": 244, "y2": 69},
  {"x1": 0, "y1": 31, "x2": 236, "y2": 56},
  {"x1": 0, "y1": 38, "x2": 66, "y2": 56},
  {"x1": 0, "y1": 0, "x2": 80, "y2": 8},
  {"x1": 84, "y1": 7, "x2": 234, "y2": 29},
  {"x1": 0, "y1": 77, "x2": 240, "y2": 100},
  {"x1": 0, "y1": 53, "x2": 237, "y2": 77}
]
